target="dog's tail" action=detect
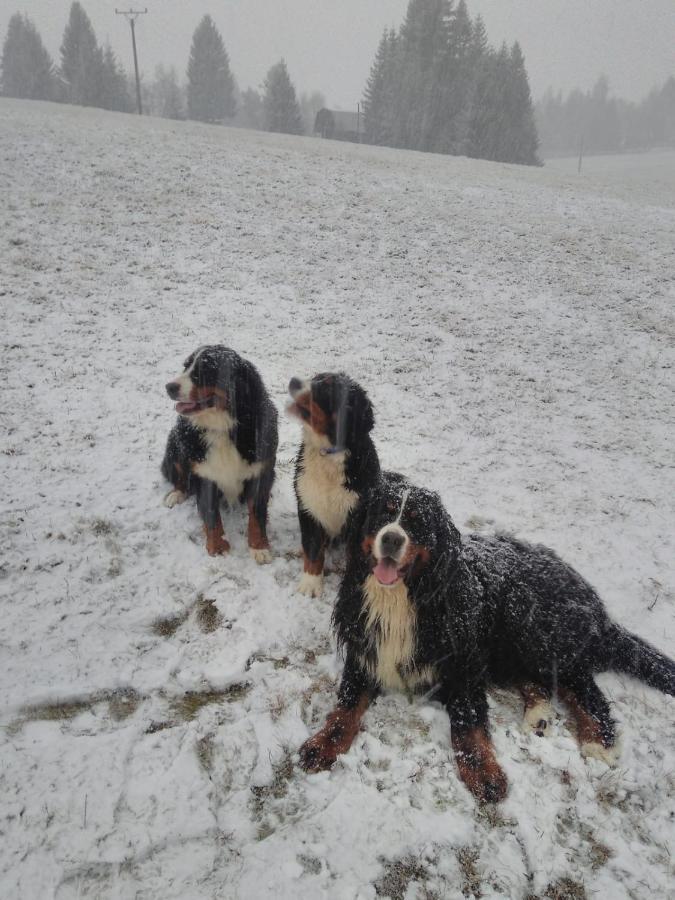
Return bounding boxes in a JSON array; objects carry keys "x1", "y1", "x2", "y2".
[{"x1": 605, "y1": 624, "x2": 675, "y2": 696}]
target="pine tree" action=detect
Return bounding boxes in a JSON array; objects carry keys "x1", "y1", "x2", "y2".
[
  {"x1": 187, "y1": 15, "x2": 236, "y2": 122},
  {"x1": 60, "y1": 2, "x2": 105, "y2": 107},
  {"x1": 500, "y1": 42, "x2": 540, "y2": 164},
  {"x1": 1, "y1": 13, "x2": 56, "y2": 101},
  {"x1": 151, "y1": 65, "x2": 185, "y2": 120},
  {"x1": 363, "y1": 29, "x2": 402, "y2": 147},
  {"x1": 262, "y1": 60, "x2": 303, "y2": 135},
  {"x1": 397, "y1": 0, "x2": 452, "y2": 151},
  {"x1": 363, "y1": 29, "x2": 390, "y2": 144},
  {"x1": 100, "y1": 44, "x2": 133, "y2": 113},
  {"x1": 237, "y1": 87, "x2": 263, "y2": 130},
  {"x1": 433, "y1": 0, "x2": 474, "y2": 153}
]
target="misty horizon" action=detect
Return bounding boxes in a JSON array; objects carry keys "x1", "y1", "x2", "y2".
[{"x1": 2, "y1": 0, "x2": 674, "y2": 109}]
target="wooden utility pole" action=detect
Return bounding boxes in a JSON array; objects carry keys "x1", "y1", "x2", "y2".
[{"x1": 115, "y1": 8, "x2": 147, "y2": 115}]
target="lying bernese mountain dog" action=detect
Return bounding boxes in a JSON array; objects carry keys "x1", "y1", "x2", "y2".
[
  {"x1": 300, "y1": 472, "x2": 675, "y2": 803},
  {"x1": 162, "y1": 345, "x2": 278, "y2": 562},
  {"x1": 287, "y1": 373, "x2": 380, "y2": 597}
]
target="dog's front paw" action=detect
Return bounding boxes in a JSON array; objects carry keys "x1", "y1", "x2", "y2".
[
  {"x1": 299, "y1": 732, "x2": 338, "y2": 773},
  {"x1": 205, "y1": 534, "x2": 231, "y2": 556},
  {"x1": 455, "y1": 753, "x2": 509, "y2": 804},
  {"x1": 164, "y1": 489, "x2": 187, "y2": 509},
  {"x1": 581, "y1": 740, "x2": 620, "y2": 767},
  {"x1": 523, "y1": 700, "x2": 553, "y2": 738},
  {"x1": 298, "y1": 572, "x2": 323, "y2": 597},
  {"x1": 250, "y1": 547, "x2": 272, "y2": 565}
]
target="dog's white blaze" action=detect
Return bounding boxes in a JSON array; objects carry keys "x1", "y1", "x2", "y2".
[
  {"x1": 395, "y1": 489, "x2": 411, "y2": 524},
  {"x1": 173, "y1": 347, "x2": 206, "y2": 399},
  {"x1": 373, "y1": 521, "x2": 409, "y2": 562},
  {"x1": 360, "y1": 574, "x2": 434, "y2": 691},
  {"x1": 296, "y1": 441, "x2": 358, "y2": 538},
  {"x1": 193, "y1": 426, "x2": 264, "y2": 504}
]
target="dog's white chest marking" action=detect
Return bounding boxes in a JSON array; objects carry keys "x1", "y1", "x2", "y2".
[
  {"x1": 360, "y1": 575, "x2": 434, "y2": 692},
  {"x1": 296, "y1": 444, "x2": 358, "y2": 537},
  {"x1": 193, "y1": 430, "x2": 263, "y2": 503}
]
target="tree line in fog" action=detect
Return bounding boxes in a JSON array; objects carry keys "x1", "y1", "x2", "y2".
[
  {"x1": 536, "y1": 76, "x2": 675, "y2": 157},
  {"x1": 2, "y1": 1, "x2": 673, "y2": 163}
]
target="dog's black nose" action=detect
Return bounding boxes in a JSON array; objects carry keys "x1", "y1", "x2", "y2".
[
  {"x1": 166, "y1": 382, "x2": 180, "y2": 400},
  {"x1": 380, "y1": 530, "x2": 405, "y2": 558},
  {"x1": 289, "y1": 377, "x2": 303, "y2": 396}
]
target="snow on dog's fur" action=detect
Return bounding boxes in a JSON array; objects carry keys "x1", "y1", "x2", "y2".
[
  {"x1": 162, "y1": 345, "x2": 278, "y2": 562},
  {"x1": 301, "y1": 472, "x2": 675, "y2": 804}
]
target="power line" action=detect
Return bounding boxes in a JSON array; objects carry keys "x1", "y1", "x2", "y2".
[{"x1": 115, "y1": 8, "x2": 147, "y2": 115}]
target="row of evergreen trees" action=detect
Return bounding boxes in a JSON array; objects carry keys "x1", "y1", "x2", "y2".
[
  {"x1": 0, "y1": 5, "x2": 308, "y2": 135},
  {"x1": 536, "y1": 76, "x2": 675, "y2": 157},
  {"x1": 1, "y1": 5, "x2": 131, "y2": 111},
  {"x1": 362, "y1": 0, "x2": 540, "y2": 165}
]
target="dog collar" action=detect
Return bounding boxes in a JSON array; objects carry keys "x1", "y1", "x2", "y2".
[{"x1": 320, "y1": 446, "x2": 343, "y2": 456}]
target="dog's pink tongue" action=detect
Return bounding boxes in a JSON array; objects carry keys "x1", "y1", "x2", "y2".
[{"x1": 374, "y1": 559, "x2": 400, "y2": 585}]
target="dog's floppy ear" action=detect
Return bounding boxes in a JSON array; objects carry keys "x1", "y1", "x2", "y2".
[
  {"x1": 335, "y1": 382, "x2": 375, "y2": 448},
  {"x1": 413, "y1": 492, "x2": 461, "y2": 597}
]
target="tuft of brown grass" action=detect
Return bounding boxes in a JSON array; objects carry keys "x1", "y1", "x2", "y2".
[
  {"x1": 457, "y1": 847, "x2": 482, "y2": 898},
  {"x1": 194, "y1": 595, "x2": 222, "y2": 633},
  {"x1": 374, "y1": 855, "x2": 430, "y2": 900},
  {"x1": 543, "y1": 878, "x2": 587, "y2": 900},
  {"x1": 151, "y1": 610, "x2": 189, "y2": 637},
  {"x1": 169, "y1": 683, "x2": 251, "y2": 721}
]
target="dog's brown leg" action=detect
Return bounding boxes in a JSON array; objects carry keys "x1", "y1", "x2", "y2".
[
  {"x1": 299, "y1": 693, "x2": 370, "y2": 772},
  {"x1": 451, "y1": 726, "x2": 508, "y2": 803},
  {"x1": 558, "y1": 683, "x2": 618, "y2": 765},
  {"x1": 204, "y1": 521, "x2": 230, "y2": 556}
]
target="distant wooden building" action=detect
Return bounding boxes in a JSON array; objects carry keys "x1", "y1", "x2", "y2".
[{"x1": 314, "y1": 108, "x2": 361, "y2": 143}]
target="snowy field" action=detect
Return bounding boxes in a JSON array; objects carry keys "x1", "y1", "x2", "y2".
[{"x1": 1, "y1": 99, "x2": 674, "y2": 899}]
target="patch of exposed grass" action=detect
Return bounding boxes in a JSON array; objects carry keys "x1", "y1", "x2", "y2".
[
  {"x1": 245, "y1": 651, "x2": 290, "y2": 671},
  {"x1": 457, "y1": 847, "x2": 482, "y2": 898},
  {"x1": 194, "y1": 595, "x2": 222, "y2": 633},
  {"x1": 374, "y1": 855, "x2": 430, "y2": 900},
  {"x1": 543, "y1": 878, "x2": 587, "y2": 900},
  {"x1": 169, "y1": 683, "x2": 251, "y2": 721},
  {"x1": 151, "y1": 610, "x2": 189, "y2": 637},
  {"x1": 107, "y1": 688, "x2": 142, "y2": 721},
  {"x1": 91, "y1": 518, "x2": 114, "y2": 536},
  {"x1": 250, "y1": 748, "x2": 295, "y2": 827},
  {"x1": 297, "y1": 854, "x2": 322, "y2": 876},
  {"x1": 19, "y1": 698, "x2": 93, "y2": 723},
  {"x1": 196, "y1": 734, "x2": 215, "y2": 773}
]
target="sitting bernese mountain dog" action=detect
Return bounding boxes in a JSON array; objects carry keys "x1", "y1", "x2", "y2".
[
  {"x1": 287, "y1": 373, "x2": 380, "y2": 597},
  {"x1": 162, "y1": 345, "x2": 278, "y2": 562},
  {"x1": 300, "y1": 472, "x2": 675, "y2": 803}
]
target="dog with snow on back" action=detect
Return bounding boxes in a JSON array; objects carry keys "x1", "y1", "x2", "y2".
[
  {"x1": 287, "y1": 373, "x2": 380, "y2": 597},
  {"x1": 299, "y1": 471, "x2": 675, "y2": 803},
  {"x1": 162, "y1": 345, "x2": 278, "y2": 562}
]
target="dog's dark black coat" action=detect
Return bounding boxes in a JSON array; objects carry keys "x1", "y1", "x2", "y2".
[
  {"x1": 162, "y1": 346, "x2": 278, "y2": 545},
  {"x1": 291, "y1": 373, "x2": 380, "y2": 571},
  {"x1": 333, "y1": 471, "x2": 675, "y2": 746}
]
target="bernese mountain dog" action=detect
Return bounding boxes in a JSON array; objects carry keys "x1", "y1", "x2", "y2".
[
  {"x1": 287, "y1": 373, "x2": 380, "y2": 597},
  {"x1": 161, "y1": 345, "x2": 278, "y2": 562},
  {"x1": 300, "y1": 471, "x2": 675, "y2": 803}
]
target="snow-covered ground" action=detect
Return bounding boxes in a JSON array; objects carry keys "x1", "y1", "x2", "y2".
[{"x1": 1, "y1": 99, "x2": 673, "y2": 899}]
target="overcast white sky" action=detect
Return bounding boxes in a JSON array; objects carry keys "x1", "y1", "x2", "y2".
[{"x1": 3, "y1": 1, "x2": 674, "y2": 107}]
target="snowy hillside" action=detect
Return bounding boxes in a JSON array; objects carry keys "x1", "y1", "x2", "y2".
[{"x1": 1, "y1": 99, "x2": 673, "y2": 899}]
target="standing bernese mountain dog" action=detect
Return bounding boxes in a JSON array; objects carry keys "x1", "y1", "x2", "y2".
[
  {"x1": 300, "y1": 472, "x2": 675, "y2": 803},
  {"x1": 287, "y1": 373, "x2": 380, "y2": 597},
  {"x1": 162, "y1": 345, "x2": 278, "y2": 562}
]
